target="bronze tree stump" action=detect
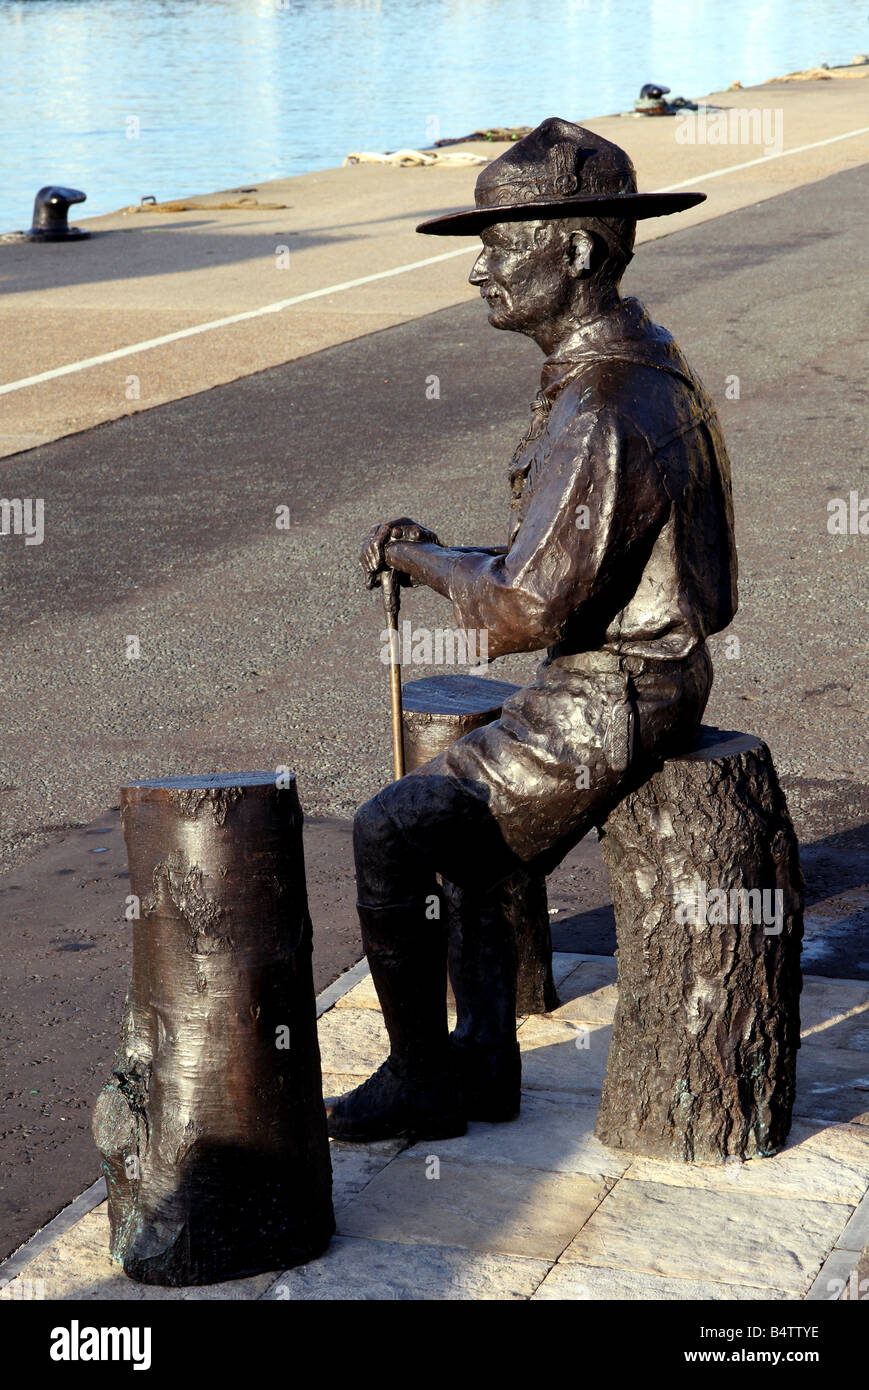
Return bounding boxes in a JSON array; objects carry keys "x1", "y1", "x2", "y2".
[
  {"x1": 595, "y1": 728, "x2": 803, "y2": 1163},
  {"x1": 93, "y1": 772, "x2": 334, "y2": 1285},
  {"x1": 401, "y1": 673, "x2": 559, "y2": 1014}
]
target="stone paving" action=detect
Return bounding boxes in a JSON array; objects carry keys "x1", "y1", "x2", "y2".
[{"x1": 2, "y1": 952, "x2": 867, "y2": 1301}]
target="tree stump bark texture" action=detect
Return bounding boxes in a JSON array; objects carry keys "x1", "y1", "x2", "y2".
[
  {"x1": 92, "y1": 772, "x2": 334, "y2": 1285},
  {"x1": 595, "y1": 729, "x2": 803, "y2": 1163}
]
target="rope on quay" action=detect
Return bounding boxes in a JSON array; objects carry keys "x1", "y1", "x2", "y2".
[
  {"x1": 342, "y1": 149, "x2": 487, "y2": 167},
  {"x1": 122, "y1": 196, "x2": 290, "y2": 214}
]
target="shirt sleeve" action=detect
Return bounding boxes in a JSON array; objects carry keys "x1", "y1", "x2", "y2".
[{"x1": 445, "y1": 403, "x2": 669, "y2": 657}]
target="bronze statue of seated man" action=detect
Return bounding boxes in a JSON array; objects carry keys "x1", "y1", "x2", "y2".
[{"x1": 326, "y1": 117, "x2": 737, "y2": 1143}]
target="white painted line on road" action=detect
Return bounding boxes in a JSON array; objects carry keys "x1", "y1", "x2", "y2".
[
  {"x1": 3, "y1": 122, "x2": 868, "y2": 397},
  {"x1": 655, "y1": 125, "x2": 869, "y2": 191},
  {"x1": 0, "y1": 247, "x2": 474, "y2": 396}
]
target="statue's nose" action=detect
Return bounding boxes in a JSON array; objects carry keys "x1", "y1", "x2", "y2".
[{"x1": 28, "y1": 185, "x2": 90, "y2": 241}]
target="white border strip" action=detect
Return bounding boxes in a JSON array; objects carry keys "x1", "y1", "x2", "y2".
[
  {"x1": 3, "y1": 122, "x2": 868, "y2": 398},
  {"x1": 805, "y1": 1186, "x2": 869, "y2": 1301},
  {"x1": 316, "y1": 957, "x2": 371, "y2": 1017}
]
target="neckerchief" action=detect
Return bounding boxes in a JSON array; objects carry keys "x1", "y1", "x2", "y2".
[{"x1": 507, "y1": 298, "x2": 697, "y2": 521}]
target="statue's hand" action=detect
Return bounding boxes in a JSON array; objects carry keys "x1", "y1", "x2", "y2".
[{"x1": 360, "y1": 518, "x2": 441, "y2": 590}]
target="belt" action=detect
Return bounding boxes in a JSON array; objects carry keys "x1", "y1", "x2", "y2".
[{"x1": 546, "y1": 644, "x2": 709, "y2": 677}]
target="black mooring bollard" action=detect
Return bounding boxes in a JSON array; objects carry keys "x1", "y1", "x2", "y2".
[{"x1": 27, "y1": 185, "x2": 90, "y2": 241}]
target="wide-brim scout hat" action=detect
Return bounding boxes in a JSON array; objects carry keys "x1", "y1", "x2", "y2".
[{"x1": 416, "y1": 116, "x2": 705, "y2": 235}]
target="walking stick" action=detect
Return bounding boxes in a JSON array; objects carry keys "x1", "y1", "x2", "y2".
[{"x1": 381, "y1": 568, "x2": 405, "y2": 779}]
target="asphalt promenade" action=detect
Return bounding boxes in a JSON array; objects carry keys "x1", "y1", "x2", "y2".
[{"x1": 0, "y1": 74, "x2": 867, "y2": 1289}]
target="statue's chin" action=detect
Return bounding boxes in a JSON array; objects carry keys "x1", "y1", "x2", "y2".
[{"x1": 485, "y1": 303, "x2": 514, "y2": 331}]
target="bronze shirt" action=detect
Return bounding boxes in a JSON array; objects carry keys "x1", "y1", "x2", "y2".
[{"x1": 446, "y1": 297, "x2": 738, "y2": 662}]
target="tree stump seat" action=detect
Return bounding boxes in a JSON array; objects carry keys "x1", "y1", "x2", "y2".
[{"x1": 596, "y1": 726, "x2": 803, "y2": 1162}]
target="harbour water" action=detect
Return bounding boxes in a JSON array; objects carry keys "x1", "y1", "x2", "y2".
[{"x1": 0, "y1": 0, "x2": 864, "y2": 232}]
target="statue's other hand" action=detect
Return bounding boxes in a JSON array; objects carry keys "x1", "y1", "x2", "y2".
[{"x1": 360, "y1": 517, "x2": 441, "y2": 589}]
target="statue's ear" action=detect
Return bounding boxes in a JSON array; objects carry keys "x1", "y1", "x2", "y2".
[{"x1": 568, "y1": 230, "x2": 595, "y2": 278}]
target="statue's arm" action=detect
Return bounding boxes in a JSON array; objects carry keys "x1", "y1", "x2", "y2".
[
  {"x1": 360, "y1": 521, "x2": 505, "y2": 592},
  {"x1": 452, "y1": 545, "x2": 508, "y2": 556},
  {"x1": 389, "y1": 408, "x2": 668, "y2": 659},
  {"x1": 383, "y1": 541, "x2": 480, "y2": 597}
]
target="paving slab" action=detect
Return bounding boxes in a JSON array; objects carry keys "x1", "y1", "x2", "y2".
[
  {"x1": 403, "y1": 1094, "x2": 630, "y2": 1181},
  {"x1": 805, "y1": 1246, "x2": 865, "y2": 1301},
  {"x1": 624, "y1": 1120, "x2": 869, "y2": 1205},
  {"x1": 551, "y1": 951, "x2": 596, "y2": 987},
  {"x1": 316, "y1": 1001, "x2": 391, "y2": 1076},
  {"x1": 853, "y1": 1238, "x2": 869, "y2": 1304},
  {"x1": 516, "y1": 1016, "x2": 611, "y2": 1098},
  {"x1": 334, "y1": 951, "x2": 614, "y2": 1015},
  {"x1": 800, "y1": 979, "x2": 869, "y2": 1047},
  {"x1": 0, "y1": 1129, "x2": 407, "y2": 1302},
  {"x1": 532, "y1": 1262, "x2": 794, "y2": 1301},
  {"x1": 262, "y1": 1235, "x2": 550, "y2": 1302},
  {"x1": 336, "y1": 1153, "x2": 613, "y2": 1260},
  {"x1": 334, "y1": 973, "x2": 383, "y2": 1011},
  {"x1": 552, "y1": 958, "x2": 619, "y2": 1025},
  {"x1": 551, "y1": 964, "x2": 869, "y2": 1038},
  {"x1": 837, "y1": 1190, "x2": 869, "y2": 1253},
  {"x1": 560, "y1": 1179, "x2": 852, "y2": 1295},
  {"x1": 329, "y1": 1138, "x2": 408, "y2": 1212},
  {"x1": 320, "y1": 1072, "x2": 375, "y2": 1104}
]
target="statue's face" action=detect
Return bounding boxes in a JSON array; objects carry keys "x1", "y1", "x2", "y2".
[{"x1": 469, "y1": 221, "x2": 572, "y2": 336}]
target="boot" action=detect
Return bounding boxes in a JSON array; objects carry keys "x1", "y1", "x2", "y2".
[
  {"x1": 443, "y1": 879, "x2": 522, "y2": 1122},
  {"x1": 325, "y1": 900, "x2": 466, "y2": 1142},
  {"x1": 450, "y1": 1036, "x2": 522, "y2": 1123}
]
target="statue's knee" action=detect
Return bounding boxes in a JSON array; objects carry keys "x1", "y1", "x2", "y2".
[{"x1": 353, "y1": 796, "x2": 392, "y2": 858}]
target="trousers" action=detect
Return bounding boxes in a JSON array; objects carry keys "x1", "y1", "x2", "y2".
[
  {"x1": 355, "y1": 643, "x2": 714, "y2": 905},
  {"x1": 353, "y1": 643, "x2": 713, "y2": 1056}
]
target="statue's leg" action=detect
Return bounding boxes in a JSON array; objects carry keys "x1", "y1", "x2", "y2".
[
  {"x1": 442, "y1": 878, "x2": 521, "y2": 1121},
  {"x1": 325, "y1": 795, "x2": 464, "y2": 1143}
]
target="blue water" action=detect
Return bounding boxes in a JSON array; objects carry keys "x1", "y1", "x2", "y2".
[{"x1": 0, "y1": 0, "x2": 864, "y2": 232}]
